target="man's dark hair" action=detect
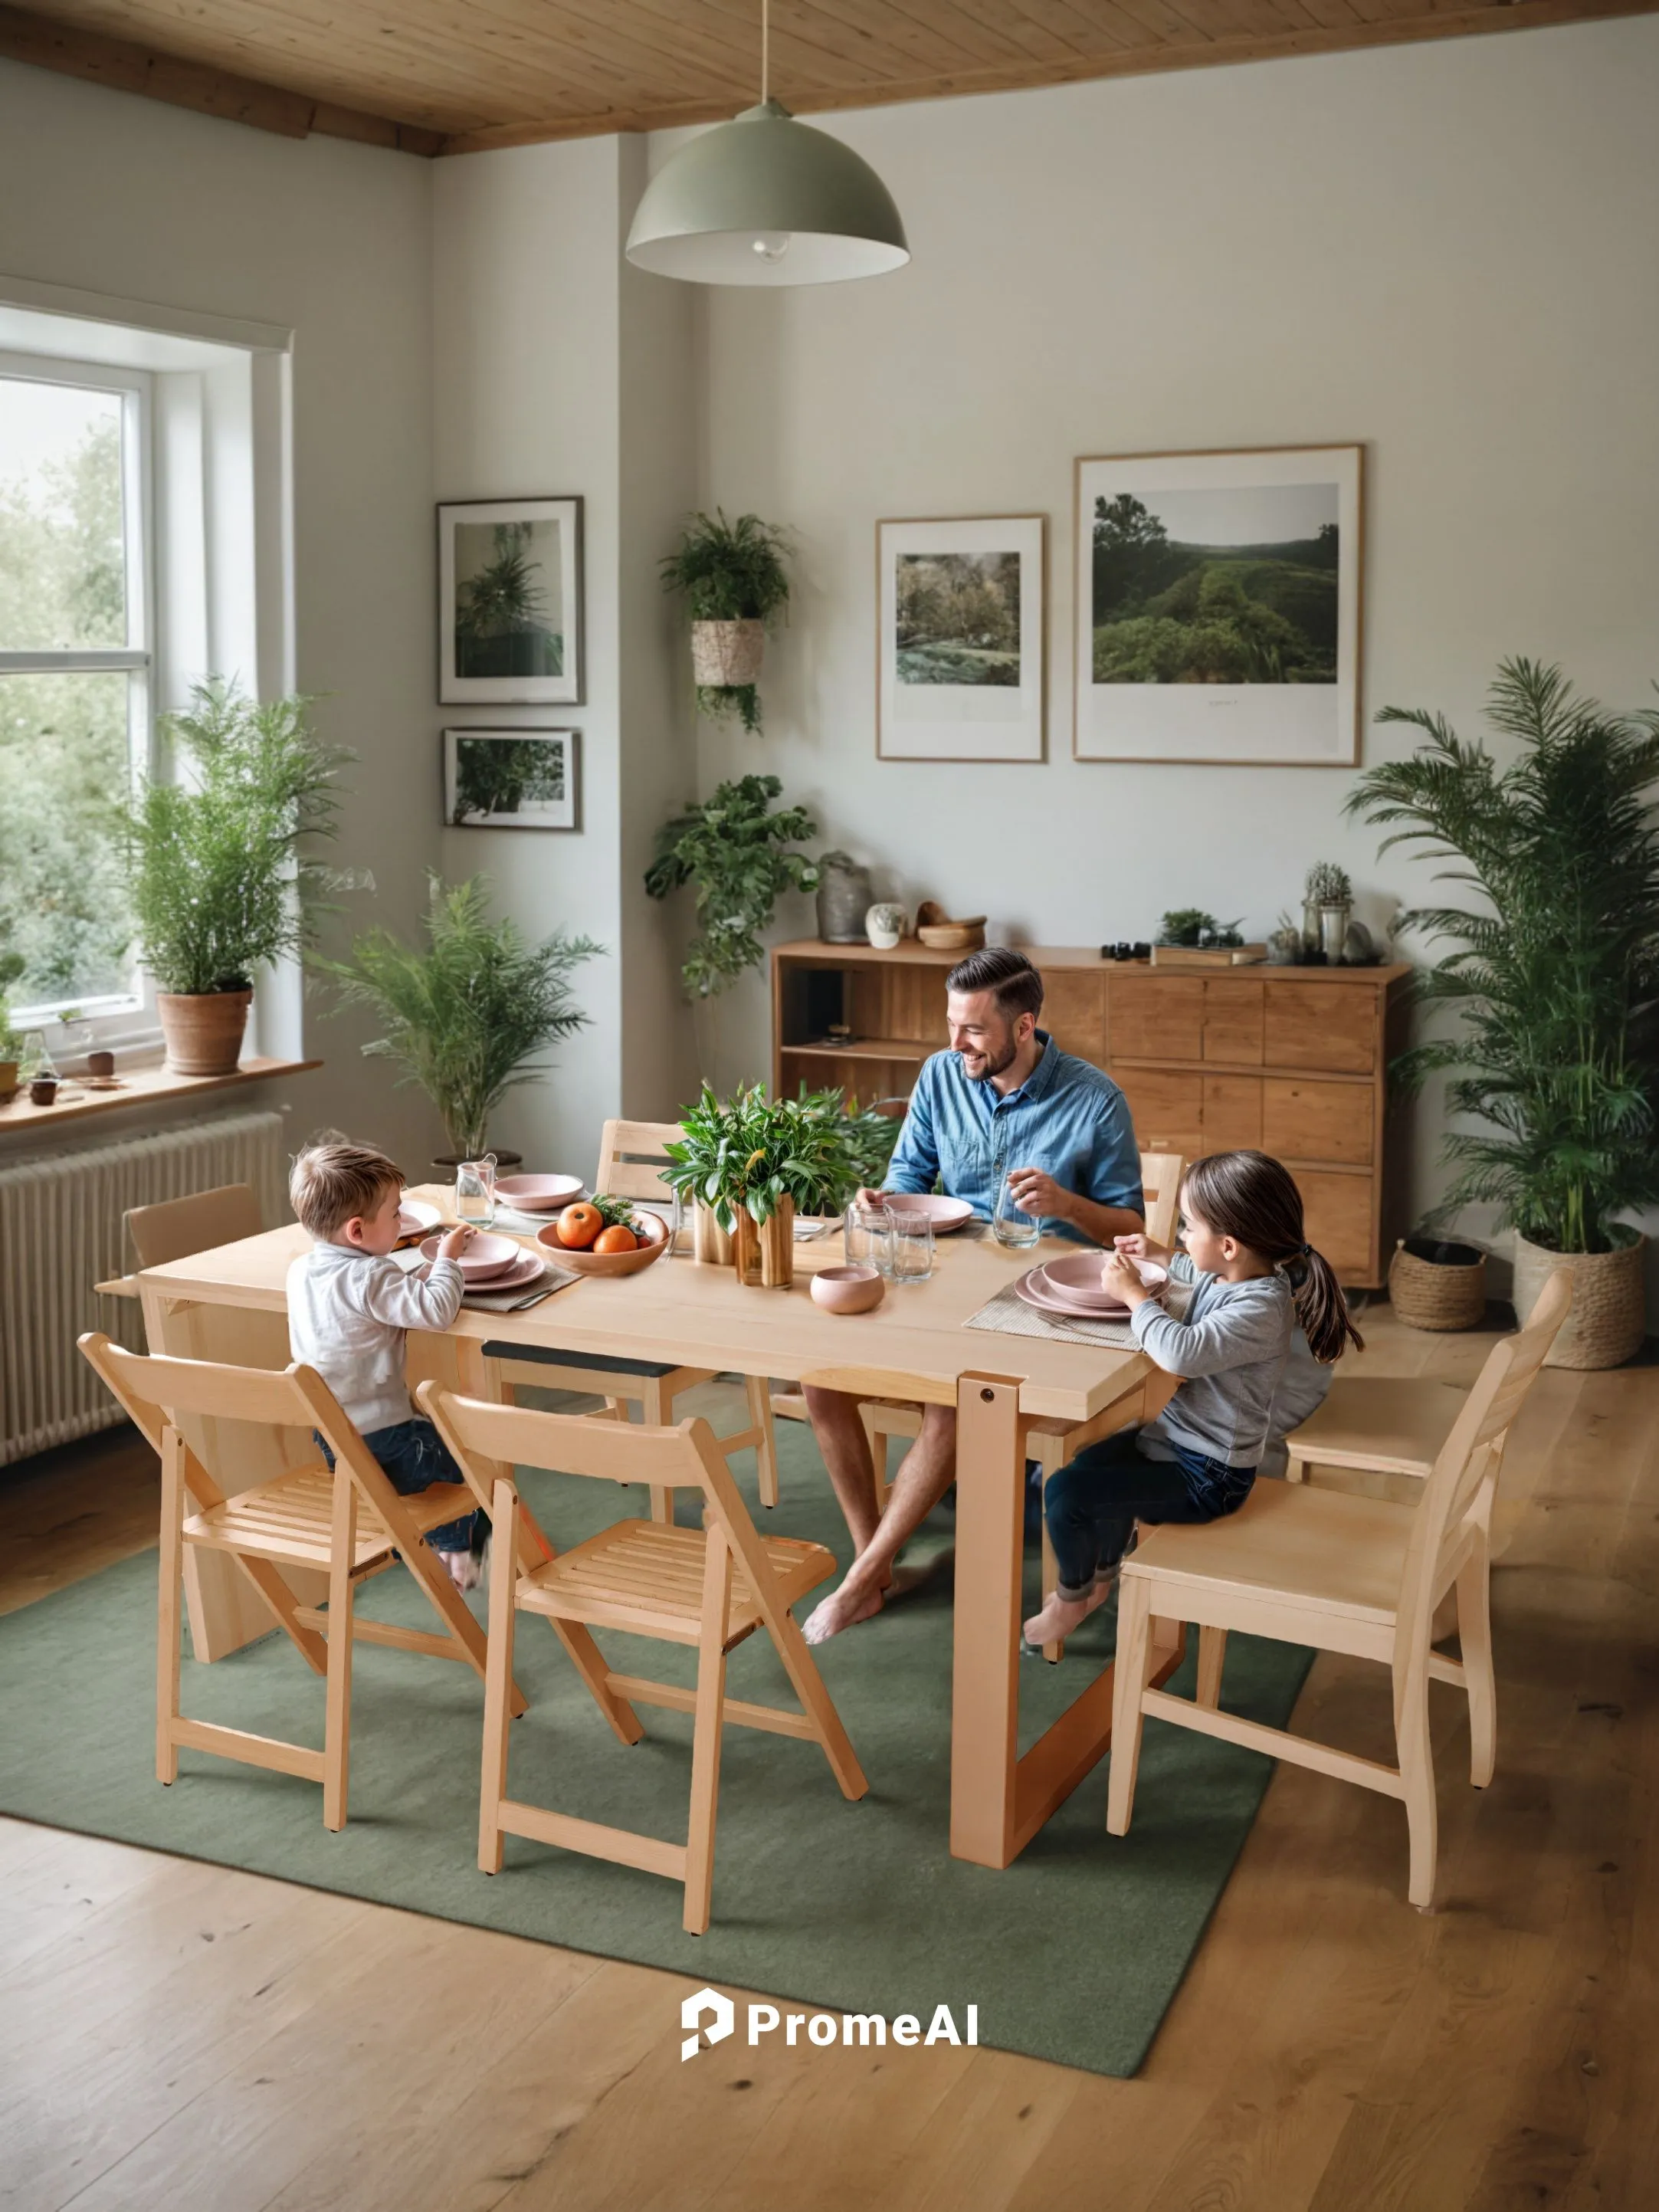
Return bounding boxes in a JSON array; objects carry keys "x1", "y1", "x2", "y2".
[{"x1": 945, "y1": 946, "x2": 1044, "y2": 1021}]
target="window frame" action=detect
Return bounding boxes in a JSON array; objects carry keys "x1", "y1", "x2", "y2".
[{"x1": 0, "y1": 348, "x2": 155, "y2": 1033}]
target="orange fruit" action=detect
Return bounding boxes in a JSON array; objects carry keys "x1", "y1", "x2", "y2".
[
  {"x1": 593, "y1": 1223, "x2": 638, "y2": 1255},
  {"x1": 556, "y1": 1201, "x2": 603, "y2": 1249}
]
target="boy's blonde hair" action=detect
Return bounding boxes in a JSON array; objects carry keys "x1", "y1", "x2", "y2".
[{"x1": 290, "y1": 1137, "x2": 404, "y2": 1240}]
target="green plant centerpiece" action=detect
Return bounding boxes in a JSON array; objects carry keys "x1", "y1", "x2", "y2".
[
  {"x1": 660, "y1": 510, "x2": 792, "y2": 734},
  {"x1": 1158, "y1": 908, "x2": 1243, "y2": 948},
  {"x1": 645, "y1": 775, "x2": 820, "y2": 998},
  {"x1": 117, "y1": 679, "x2": 348, "y2": 1075},
  {"x1": 1348, "y1": 657, "x2": 1659, "y2": 1367},
  {"x1": 321, "y1": 875, "x2": 601, "y2": 1162}
]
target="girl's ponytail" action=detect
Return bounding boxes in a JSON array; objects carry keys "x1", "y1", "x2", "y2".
[{"x1": 1181, "y1": 1150, "x2": 1365, "y2": 1366}]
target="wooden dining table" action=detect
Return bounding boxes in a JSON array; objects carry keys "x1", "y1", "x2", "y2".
[{"x1": 133, "y1": 1187, "x2": 1185, "y2": 1870}]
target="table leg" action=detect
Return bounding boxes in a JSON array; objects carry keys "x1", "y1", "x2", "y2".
[{"x1": 949, "y1": 1370, "x2": 1026, "y2": 1868}]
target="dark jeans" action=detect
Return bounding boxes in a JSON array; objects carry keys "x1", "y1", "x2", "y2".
[
  {"x1": 319, "y1": 1417, "x2": 484, "y2": 1555},
  {"x1": 1044, "y1": 1426, "x2": 1254, "y2": 1596}
]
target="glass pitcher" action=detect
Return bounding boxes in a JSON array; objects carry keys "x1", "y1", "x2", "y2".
[{"x1": 454, "y1": 1154, "x2": 497, "y2": 1231}]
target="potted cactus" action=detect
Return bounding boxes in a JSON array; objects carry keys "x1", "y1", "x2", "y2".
[{"x1": 1303, "y1": 861, "x2": 1352, "y2": 962}]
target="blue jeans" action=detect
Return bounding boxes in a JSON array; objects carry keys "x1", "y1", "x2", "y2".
[
  {"x1": 1044, "y1": 1426, "x2": 1254, "y2": 1596},
  {"x1": 319, "y1": 1417, "x2": 483, "y2": 1555}
]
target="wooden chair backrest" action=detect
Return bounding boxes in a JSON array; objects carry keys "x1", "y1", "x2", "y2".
[
  {"x1": 595, "y1": 1118, "x2": 679, "y2": 1203},
  {"x1": 126, "y1": 1183, "x2": 262, "y2": 1272},
  {"x1": 1392, "y1": 1268, "x2": 1573, "y2": 1706},
  {"x1": 1138, "y1": 1150, "x2": 1185, "y2": 1252}
]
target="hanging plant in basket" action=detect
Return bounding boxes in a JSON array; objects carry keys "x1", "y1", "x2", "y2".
[{"x1": 661, "y1": 510, "x2": 792, "y2": 734}]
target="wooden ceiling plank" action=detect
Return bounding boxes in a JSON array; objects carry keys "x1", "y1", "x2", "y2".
[{"x1": 811, "y1": 0, "x2": 1051, "y2": 71}]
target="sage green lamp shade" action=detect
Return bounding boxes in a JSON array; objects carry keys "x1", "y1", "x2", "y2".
[{"x1": 625, "y1": 100, "x2": 909, "y2": 287}]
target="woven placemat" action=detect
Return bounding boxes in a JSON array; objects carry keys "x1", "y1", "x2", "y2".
[{"x1": 963, "y1": 1278, "x2": 1139, "y2": 1349}]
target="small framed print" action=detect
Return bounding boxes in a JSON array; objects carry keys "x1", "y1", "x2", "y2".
[
  {"x1": 444, "y1": 728, "x2": 579, "y2": 831},
  {"x1": 1074, "y1": 445, "x2": 1362, "y2": 766},
  {"x1": 438, "y1": 496, "x2": 583, "y2": 704},
  {"x1": 877, "y1": 515, "x2": 1046, "y2": 762}
]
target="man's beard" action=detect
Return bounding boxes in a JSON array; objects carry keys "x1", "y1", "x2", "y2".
[{"x1": 959, "y1": 1032, "x2": 1019, "y2": 1081}]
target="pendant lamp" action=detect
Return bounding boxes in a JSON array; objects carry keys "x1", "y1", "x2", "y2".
[{"x1": 625, "y1": 1, "x2": 909, "y2": 287}]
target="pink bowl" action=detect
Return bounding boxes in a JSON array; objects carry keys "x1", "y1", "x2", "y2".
[
  {"x1": 496, "y1": 1173, "x2": 584, "y2": 1211},
  {"x1": 419, "y1": 1230, "x2": 522, "y2": 1282},
  {"x1": 810, "y1": 1265, "x2": 887, "y2": 1315},
  {"x1": 1040, "y1": 1252, "x2": 1168, "y2": 1306}
]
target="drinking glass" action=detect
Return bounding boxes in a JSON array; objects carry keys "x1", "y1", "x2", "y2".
[
  {"x1": 992, "y1": 1169, "x2": 1041, "y2": 1249},
  {"x1": 888, "y1": 1208, "x2": 935, "y2": 1285},
  {"x1": 844, "y1": 1198, "x2": 894, "y2": 1276},
  {"x1": 454, "y1": 1154, "x2": 497, "y2": 1231}
]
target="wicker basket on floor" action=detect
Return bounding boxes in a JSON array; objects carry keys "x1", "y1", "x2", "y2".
[{"x1": 1388, "y1": 1236, "x2": 1487, "y2": 1331}]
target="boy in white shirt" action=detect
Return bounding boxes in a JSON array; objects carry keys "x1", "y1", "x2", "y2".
[{"x1": 286, "y1": 1139, "x2": 484, "y2": 1590}]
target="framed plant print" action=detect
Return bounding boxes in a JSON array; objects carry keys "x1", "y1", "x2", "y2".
[
  {"x1": 444, "y1": 729, "x2": 579, "y2": 831},
  {"x1": 1073, "y1": 445, "x2": 1362, "y2": 766},
  {"x1": 438, "y1": 496, "x2": 583, "y2": 704},
  {"x1": 877, "y1": 514, "x2": 1046, "y2": 762}
]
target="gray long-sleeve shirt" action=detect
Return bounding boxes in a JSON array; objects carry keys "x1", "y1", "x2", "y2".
[
  {"x1": 287, "y1": 1242, "x2": 465, "y2": 1436},
  {"x1": 1133, "y1": 1251, "x2": 1295, "y2": 1469}
]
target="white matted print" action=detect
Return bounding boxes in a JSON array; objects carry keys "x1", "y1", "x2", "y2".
[
  {"x1": 1074, "y1": 447, "x2": 1362, "y2": 766},
  {"x1": 877, "y1": 516, "x2": 1045, "y2": 762},
  {"x1": 444, "y1": 729, "x2": 579, "y2": 830},
  {"x1": 439, "y1": 497, "x2": 583, "y2": 704}
]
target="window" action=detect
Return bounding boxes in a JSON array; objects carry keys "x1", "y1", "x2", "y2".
[{"x1": 0, "y1": 355, "x2": 151, "y2": 1023}]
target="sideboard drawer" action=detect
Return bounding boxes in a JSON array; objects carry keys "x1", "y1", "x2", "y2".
[
  {"x1": 1114, "y1": 1067, "x2": 1203, "y2": 1159},
  {"x1": 1263, "y1": 1078, "x2": 1374, "y2": 1167},
  {"x1": 1264, "y1": 982, "x2": 1376, "y2": 1074},
  {"x1": 1293, "y1": 1170, "x2": 1375, "y2": 1278},
  {"x1": 1111, "y1": 976, "x2": 1203, "y2": 1062},
  {"x1": 1202, "y1": 980, "x2": 1264, "y2": 1065},
  {"x1": 1044, "y1": 970, "x2": 1107, "y2": 1068},
  {"x1": 1202, "y1": 1074, "x2": 1264, "y2": 1150}
]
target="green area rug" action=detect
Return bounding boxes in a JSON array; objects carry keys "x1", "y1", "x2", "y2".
[{"x1": 0, "y1": 1403, "x2": 1312, "y2": 2076}]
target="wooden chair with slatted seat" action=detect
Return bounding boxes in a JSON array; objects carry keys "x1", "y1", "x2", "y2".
[
  {"x1": 1103, "y1": 1268, "x2": 1573, "y2": 1909},
  {"x1": 77, "y1": 1332, "x2": 524, "y2": 1831},
  {"x1": 484, "y1": 1117, "x2": 779, "y2": 1523},
  {"x1": 418, "y1": 1379, "x2": 867, "y2": 1935}
]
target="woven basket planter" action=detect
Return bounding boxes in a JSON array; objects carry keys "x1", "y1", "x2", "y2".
[
  {"x1": 690, "y1": 619, "x2": 764, "y2": 688},
  {"x1": 1513, "y1": 1229, "x2": 1646, "y2": 1370},
  {"x1": 1388, "y1": 1236, "x2": 1487, "y2": 1331}
]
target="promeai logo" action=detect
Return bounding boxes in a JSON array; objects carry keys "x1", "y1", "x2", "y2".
[
  {"x1": 680, "y1": 1989, "x2": 978, "y2": 2060},
  {"x1": 680, "y1": 1987, "x2": 736, "y2": 2062}
]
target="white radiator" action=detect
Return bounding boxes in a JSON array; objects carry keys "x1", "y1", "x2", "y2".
[{"x1": 0, "y1": 1108, "x2": 288, "y2": 1465}]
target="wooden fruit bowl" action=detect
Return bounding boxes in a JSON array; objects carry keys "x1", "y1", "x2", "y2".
[
  {"x1": 914, "y1": 900, "x2": 986, "y2": 953},
  {"x1": 535, "y1": 1208, "x2": 670, "y2": 1278}
]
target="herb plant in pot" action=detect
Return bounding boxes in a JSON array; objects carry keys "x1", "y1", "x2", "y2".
[
  {"x1": 0, "y1": 945, "x2": 24, "y2": 1102},
  {"x1": 1349, "y1": 658, "x2": 1659, "y2": 1367},
  {"x1": 660, "y1": 510, "x2": 791, "y2": 735},
  {"x1": 321, "y1": 875, "x2": 601, "y2": 1168},
  {"x1": 118, "y1": 682, "x2": 347, "y2": 1076}
]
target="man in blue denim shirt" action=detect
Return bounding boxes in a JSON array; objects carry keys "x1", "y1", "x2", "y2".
[{"x1": 803, "y1": 948, "x2": 1144, "y2": 1644}]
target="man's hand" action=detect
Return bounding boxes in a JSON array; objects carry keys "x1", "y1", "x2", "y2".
[
  {"x1": 853, "y1": 1186, "x2": 889, "y2": 1212},
  {"x1": 1005, "y1": 1167, "x2": 1072, "y2": 1224},
  {"x1": 437, "y1": 1225, "x2": 476, "y2": 1262},
  {"x1": 1103, "y1": 1247, "x2": 1153, "y2": 1308}
]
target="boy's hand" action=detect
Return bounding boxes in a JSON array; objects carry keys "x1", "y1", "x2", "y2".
[
  {"x1": 1103, "y1": 1248, "x2": 1152, "y2": 1307},
  {"x1": 438, "y1": 1225, "x2": 476, "y2": 1262}
]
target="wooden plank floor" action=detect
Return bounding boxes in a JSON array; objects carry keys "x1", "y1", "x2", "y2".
[{"x1": 2, "y1": 1309, "x2": 1655, "y2": 2210}]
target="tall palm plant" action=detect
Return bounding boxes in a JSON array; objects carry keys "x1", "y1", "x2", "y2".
[{"x1": 1347, "y1": 658, "x2": 1659, "y2": 1254}]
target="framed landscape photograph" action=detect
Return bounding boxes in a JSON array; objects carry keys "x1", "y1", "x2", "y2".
[
  {"x1": 438, "y1": 496, "x2": 583, "y2": 704},
  {"x1": 444, "y1": 729, "x2": 579, "y2": 831},
  {"x1": 1073, "y1": 446, "x2": 1362, "y2": 766},
  {"x1": 877, "y1": 515, "x2": 1045, "y2": 762}
]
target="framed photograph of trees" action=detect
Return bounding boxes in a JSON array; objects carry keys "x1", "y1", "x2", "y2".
[
  {"x1": 1073, "y1": 446, "x2": 1362, "y2": 766},
  {"x1": 438, "y1": 497, "x2": 583, "y2": 704},
  {"x1": 877, "y1": 515, "x2": 1046, "y2": 761},
  {"x1": 444, "y1": 729, "x2": 579, "y2": 830}
]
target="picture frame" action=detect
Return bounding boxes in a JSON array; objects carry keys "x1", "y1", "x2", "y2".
[
  {"x1": 438, "y1": 496, "x2": 584, "y2": 704},
  {"x1": 1073, "y1": 445, "x2": 1363, "y2": 767},
  {"x1": 877, "y1": 514, "x2": 1046, "y2": 763},
  {"x1": 443, "y1": 728, "x2": 580, "y2": 831}
]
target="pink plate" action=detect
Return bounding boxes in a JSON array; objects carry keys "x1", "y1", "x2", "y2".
[
  {"x1": 397, "y1": 1198, "x2": 443, "y2": 1236},
  {"x1": 1015, "y1": 1268, "x2": 1130, "y2": 1321},
  {"x1": 495, "y1": 1173, "x2": 585, "y2": 1211},
  {"x1": 879, "y1": 1193, "x2": 975, "y2": 1232},
  {"x1": 419, "y1": 1230, "x2": 522, "y2": 1282},
  {"x1": 459, "y1": 1249, "x2": 546, "y2": 1295}
]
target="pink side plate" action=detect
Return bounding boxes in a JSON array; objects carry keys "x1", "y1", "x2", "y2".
[
  {"x1": 879, "y1": 1193, "x2": 975, "y2": 1232},
  {"x1": 1015, "y1": 1268, "x2": 1131, "y2": 1321},
  {"x1": 419, "y1": 1230, "x2": 522, "y2": 1282},
  {"x1": 495, "y1": 1173, "x2": 585, "y2": 1211},
  {"x1": 460, "y1": 1249, "x2": 546, "y2": 1294},
  {"x1": 397, "y1": 1198, "x2": 443, "y2": 1236}
]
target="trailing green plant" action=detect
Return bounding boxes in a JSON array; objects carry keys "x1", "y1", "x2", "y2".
[
  {"x1": 1304, "y1": 860, "x2": 1352, "y2": 906},
  {"x1": 661, "y1": 1082, "x2": 897, "y2": 1229},
  {"x1": 644, "y1": 774, "x2": 819, "y2": 997},
  {"x1": 117, "y1": 680, "x2": 348, "y2": 995},
  {"x1": 1347, "y1": 657, "x2": 1659, "y2": 1255},
  {"x1": 320, "y1": 874, "x2": 602, "y2": 1159},
  {"x1": 661, "y1": 510, "x2": 792, "y2": 734},
  {"x1": 1158, "y1": 908, "x2": 1242, "y2": 948}
]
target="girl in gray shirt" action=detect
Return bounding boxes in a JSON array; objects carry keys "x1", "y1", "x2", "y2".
[{"x1": 1024, "y1": 1150, "x2": 1363, "y2": 1650}]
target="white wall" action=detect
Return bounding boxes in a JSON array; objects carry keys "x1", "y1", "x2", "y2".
[
  {"x1": 0, "y1": 60, "x2": 441, "y2": 1173},
  {"x1": 687, "y1": 17, "x2": 1659, "y2": 1257}
]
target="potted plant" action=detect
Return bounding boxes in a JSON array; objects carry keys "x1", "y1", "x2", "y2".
[
  {"x1": 1349, "y1": 657, "x2": 1659, "y2": 1367},
  {"x1": 645, "y1": 775, "x2": 820, "y2": 999},
  {"x1": 0, "y1": 946, "x2": 24, "y2": 1102},
  {"x1": 660, "y1": 510, "x2": 792, "y2": 734},
  {"x1": 118, "y1": 681, "x2": 347, "y2": 1076},
  {"x1": 1304, "y1": 861, "x2": 1352, "y2": 962},
  {"x1": 321, "y1": 875, "x2": 602, "y2": 1163}
]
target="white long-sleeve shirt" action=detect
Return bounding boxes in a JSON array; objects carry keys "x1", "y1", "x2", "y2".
[{"x1": 286, "y1": 1242, "x2": 465, "y2": 1436}]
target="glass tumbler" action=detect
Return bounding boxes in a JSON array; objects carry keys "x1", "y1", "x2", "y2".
[
  {"x1": 844, "y1": 1198, "x2": 894, "y2": 1276},
  {"x1": 992, "y1": 1169, "x2": 1041, "y2": 1249},
  {"x1": 888, "y1": 1208, "x2": 935, "y2": 1284},
  {"x1": 454, "y1": 1154, "x2": 497, "y2": 1231}
]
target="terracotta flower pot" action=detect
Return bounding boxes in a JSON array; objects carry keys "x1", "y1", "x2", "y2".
[
  {"x1": 690, "y1": 619, "x2": 764, "y2": 688},
  {"x1": 0, "y1": 1059, "x2": 17, "y2": 1104},
  {"x1": 157, "y1": 989, "x2": 252, "y2": 1077},
  {"x1": 1513, "y1": 1228, "x2": 1646, "y2": 1369}
]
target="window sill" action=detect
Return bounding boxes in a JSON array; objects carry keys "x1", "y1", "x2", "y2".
[{"x1": 0, "y1": 1055, "x2": 320, "y2": 1136}]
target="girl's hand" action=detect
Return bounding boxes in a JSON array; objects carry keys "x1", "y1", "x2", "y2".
[
  {"x1": 438, "y1": 1225, "x2": 476, "y2": 1262},
  {"x1": 1114, "y1": 1230, "x2": 1171, "y2": 1266},
  {"x1": 1103, "y1": 1248, "x2": 1152, "y2": 1306}
]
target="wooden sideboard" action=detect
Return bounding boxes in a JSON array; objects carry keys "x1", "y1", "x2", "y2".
[{"x1": 770, "y1": 940, "x2": 1413, "y2": 1288}]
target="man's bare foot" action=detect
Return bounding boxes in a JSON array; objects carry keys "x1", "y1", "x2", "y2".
[
  {"x1": 802, "y1": 1577, "x2": 885, "y2": 1645},
  {"x1": 1022, "y1": 1579, "x2": 1113, "y2": 1648},
  {"x1": 439, "y1": 1548, "x2": 482, "y2": 1592}
]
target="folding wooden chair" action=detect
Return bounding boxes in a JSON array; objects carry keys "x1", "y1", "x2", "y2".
[
  {"x1": 418, "y1": 1379, "x2": 867, "y2": 1935},
  {"x1": 1105, "y1": 1269, "x2": 1573, "y2": 1909},
  {"x1": 485, "y1": 1117, "x2": 779, "y2": 1522},
  {"x1": 78, "y1": 1332, "x2": 523, "y2": 1831}
]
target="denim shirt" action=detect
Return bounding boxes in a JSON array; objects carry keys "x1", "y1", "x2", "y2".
[{"x1": 883, "y1": 1032, "x2": 1143, "y2": 1244}]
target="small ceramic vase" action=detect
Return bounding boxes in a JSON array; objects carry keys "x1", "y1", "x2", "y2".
[{"x1": 864, "y1": 902, "x2": 907, "y2": 950}]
